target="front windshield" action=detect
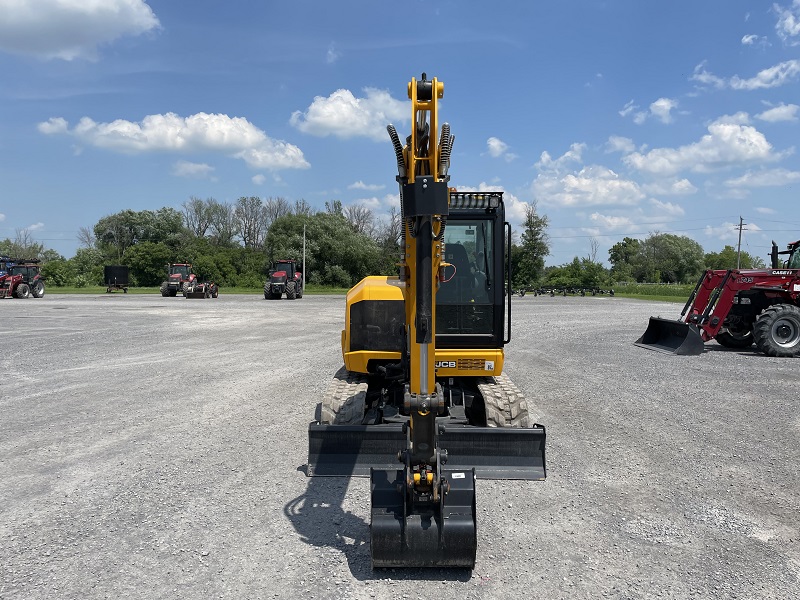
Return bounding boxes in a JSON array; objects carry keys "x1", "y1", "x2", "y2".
[
  {"x1": 789, "y1": 248, "x2": 800, "y2": 269},
  {"x1": 436, "y1": 219, "x2": 494, "y2": 335},
  {"x1": 171, "y1": 266, "x2": 190, "y2": 277}
]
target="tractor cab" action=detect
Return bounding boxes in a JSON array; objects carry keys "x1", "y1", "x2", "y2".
[
  {"x1": 787, "y1": 242, "x2": 800, "y2": 269},
  {"x1": 771, "y1": 240, "x2": 800, "y2": 269},
  {"x1": 169, "y1": 264, "x2": 193, "y2": 279}
]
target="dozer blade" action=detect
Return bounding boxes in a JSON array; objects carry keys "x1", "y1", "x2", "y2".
[
  {"x1": 634, "y1": 317, "x2": 705, "y2": 355},
  {"x1": 370, "y1": 467, "x2": 476, "y2": 568},
  {"x1": 307, "y1": 423, "x2": 546, "y2": 480}
]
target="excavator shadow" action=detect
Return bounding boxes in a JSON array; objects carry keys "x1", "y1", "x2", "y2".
[{"x1": 284, "y1": 464, "x2": 471, "y2": 581}]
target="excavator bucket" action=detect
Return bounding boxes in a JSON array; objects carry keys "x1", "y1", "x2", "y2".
[
  {"x1": 634, "y1": 317, "x2": 705, "y2": 355},
  {"x1": 370, "y1": 467, "x2": 477, "y2": 568}
]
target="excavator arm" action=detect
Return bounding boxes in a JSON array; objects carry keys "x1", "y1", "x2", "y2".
[{"x1": 369, "y1": 74, "x2": 478, "y2": 568}]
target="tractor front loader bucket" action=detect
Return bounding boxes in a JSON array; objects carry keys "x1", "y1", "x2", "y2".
[{"x1": 635, "y1": 317, "x2": 705, "y2": 355}]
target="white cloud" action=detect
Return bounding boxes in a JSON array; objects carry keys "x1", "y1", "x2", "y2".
[
  {"x1": 691, "y1": 61, "x2": 726, "y2": 89},
  {"x1": 606, "y1": 136, "x2": 635, "y2": 153},
  {"x1": 705, "y1": 221, "x2": 762, "y2": 243},
  {"x1": 533, "y1": 165, "x2": 644, "y2": 208},
  {"x1": 775, "y1": 0, "x2": 800, "y2": 45},
  {"x1": 172, "y1": 160, "x2": 215, "y2": 179},
  {"x1": 755, "y1": 206, "x2": 776, "y2": 214},
  {"x1": 326, "y1": 42, "x2": 340, "y2": 64},
  {"x1": 348, "y1": 180, "x2": 385, "y2": 191},
  {"x1": 649, "y1": 198, "x2": 686, "y2": 216},
  {"x1": 623, "y1": 115, "x2": 782, "y2": 175},
  {"x1": 741, "y1": 34, "x2": 769, "y2": 47},
  {"x1": 588, "y1": 213, "x2": 636, "y2": 231},
  {"x1": 724, "y1": 168, "x2": 800, "y2": 187},
  {"x1": 27, "y1": 222, "x2": 45, "y2": 232},
  {"x1": 642, "y1": 179, "x2": 698, "y2": 196},
  {"x1": 0, "y1": 213, "x2": 5, "y2": 222},
  {"x1": 693, "y1": 59, "x2": 800, "y2": 90},
  {"x1": 756, "y1": 103, "x2": 799, "y2": 122},
  {"x1": 0, "y1": 0, "x2": 159, "y2": 61},
  {"x1": 38, "y1": 117, "x2": 69, "y2": 134},
  {"x1": 619, "y1": 100, "x2": 638, "y2": 118},
  {"x1": 535, "y1": 143, "x2": 585, "y2": 170},
  {"x1": 621, "y1": 97, "x2": 679, "y2": 124},
  {"x1": 486, "y1": 137, "x2": 517, "y2": 161},
  {"x1": 39, "y1": 112, "x2": 310, "y2": 171},
  {"x1": 650, "y1": 98, "x2": 678, "y2": 124},
  {"x1": 252, "y1": 174, "x2": 266, "y2": 185},
  {"x1": 290, "y1": 87, "x2": 408, "y2": 141},
  {"x1": 731, "y1": 59, "x2": 800, "y2": 89}
]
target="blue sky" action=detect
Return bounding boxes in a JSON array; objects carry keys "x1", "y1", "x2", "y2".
[{"x1": 1, "y1": 1, "x2": 799, "y2": 265}]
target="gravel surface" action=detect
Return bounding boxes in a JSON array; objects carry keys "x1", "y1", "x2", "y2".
[{"x1": 1, "y1": 293, "x2": 798, "y2": 599}]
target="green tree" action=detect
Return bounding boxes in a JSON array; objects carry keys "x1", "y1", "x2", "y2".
[
  {"x1": 122, "y1": 242, "x2": 172, "y2": 286},
  {"x1": 513, "y1": 202, "x2": 550, "y2": 286},
  {"x1": 704, "y1": 245, "x2": 764, "y2": 270},
  {"x1": 266, "y1": 212, "x2": 384, "y2": 287},
  {"x1": 608, "y1": 237, "x2": 641, "y2": 282},
  {"x1": 94, "y1": 208, "x2": 184, "y2": 262},
  {"x1": 638, "y1": 233, "x2": 704, "y2": 283}
]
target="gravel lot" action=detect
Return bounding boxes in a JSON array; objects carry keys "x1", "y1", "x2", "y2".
[{"x1": 1, "y1": 293, "x2": 798, "y2": 599}]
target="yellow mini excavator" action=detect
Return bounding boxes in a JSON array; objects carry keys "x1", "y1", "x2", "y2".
[{"x1": 307, "y1": 73, "x2": 546, "y2": 568}]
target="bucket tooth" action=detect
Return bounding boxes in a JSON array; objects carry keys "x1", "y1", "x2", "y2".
[{"x1": 635, "y1": 317, "x2": 705, "y2": 355}]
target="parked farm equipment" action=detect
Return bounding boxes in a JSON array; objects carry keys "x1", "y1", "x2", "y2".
[
  {"x1": 264, "y1": 259, "x2": 303, "y2": 299},
  {"x1": 183, "y1": 280, "x2": 219, "y2": 299},
  {"x1": 0, "y1": 260, "x2": 45, "y2": 299},
  {"x1": 636, "y1": 239, "x2": 800, "y2": 357},
  {"x1": 160, "y1": 263, "x2": 196, "y2": 297},
  {"x1": 104, "y1": 265, "x2": 129, "y2": 293}
]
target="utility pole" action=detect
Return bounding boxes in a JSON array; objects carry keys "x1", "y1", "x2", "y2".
[{"x1": 736, "y1": 216, "x2": 747, "y2": 269}]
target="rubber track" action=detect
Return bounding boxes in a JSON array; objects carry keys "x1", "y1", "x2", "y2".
[
  {"x1": 320, "y1": 366, "x2": 368, "y2": 424},
  {"x1": 477, "y1": 373, "x2": 531, "y2": 428}
]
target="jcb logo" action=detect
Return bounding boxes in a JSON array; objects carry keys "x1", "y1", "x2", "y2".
[{"x1": 435, "y1": 361, "x2": 456, "y2": 368}]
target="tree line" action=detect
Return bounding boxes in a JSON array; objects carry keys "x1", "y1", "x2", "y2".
[{"x1": 1, "y1": 196, "x2": 766, "y2": 291}]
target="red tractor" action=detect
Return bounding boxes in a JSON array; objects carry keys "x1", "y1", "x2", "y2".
[
  {"x1": 159, "y1": 263, "x2": 196, "y2": 297},
  {"x1": 264, "y1": 259, "x2": 303, "y2": 300},
  {"x1": 0, "y1": 260, "x2": 45, "y2": 299},
  {"x1": 637, "y1": 239, "x2": 800, "y2": 357}
]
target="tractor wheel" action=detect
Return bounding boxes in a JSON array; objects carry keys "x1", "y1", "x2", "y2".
[
  {"x1": 296, "y1": 284, "x2": 303, "y2": 299},
  {"x1": 212, "y1": 287, "x2": 218, "y2": 298},
  {"x1": 715, "y1": 329, "x2": 754, "y2": 349},
  {"x1": 32, "y1": 280, "x2": 45, "y2": 298},
  {"x1": 285, "y1": 281, "x2": 297, "y2": 300},
  {"x1": 15, "y1": 283, "x2": 31, "y2": 299},
  {"x1": 160, "y1": 282, "x2": 169, "y2": 297},
  {"x1": 319, "y1": 366, "x2": 367, "y2": 424},
  {"x1": 753, "y1": 304, "x2": 800, "y2": 357}
]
